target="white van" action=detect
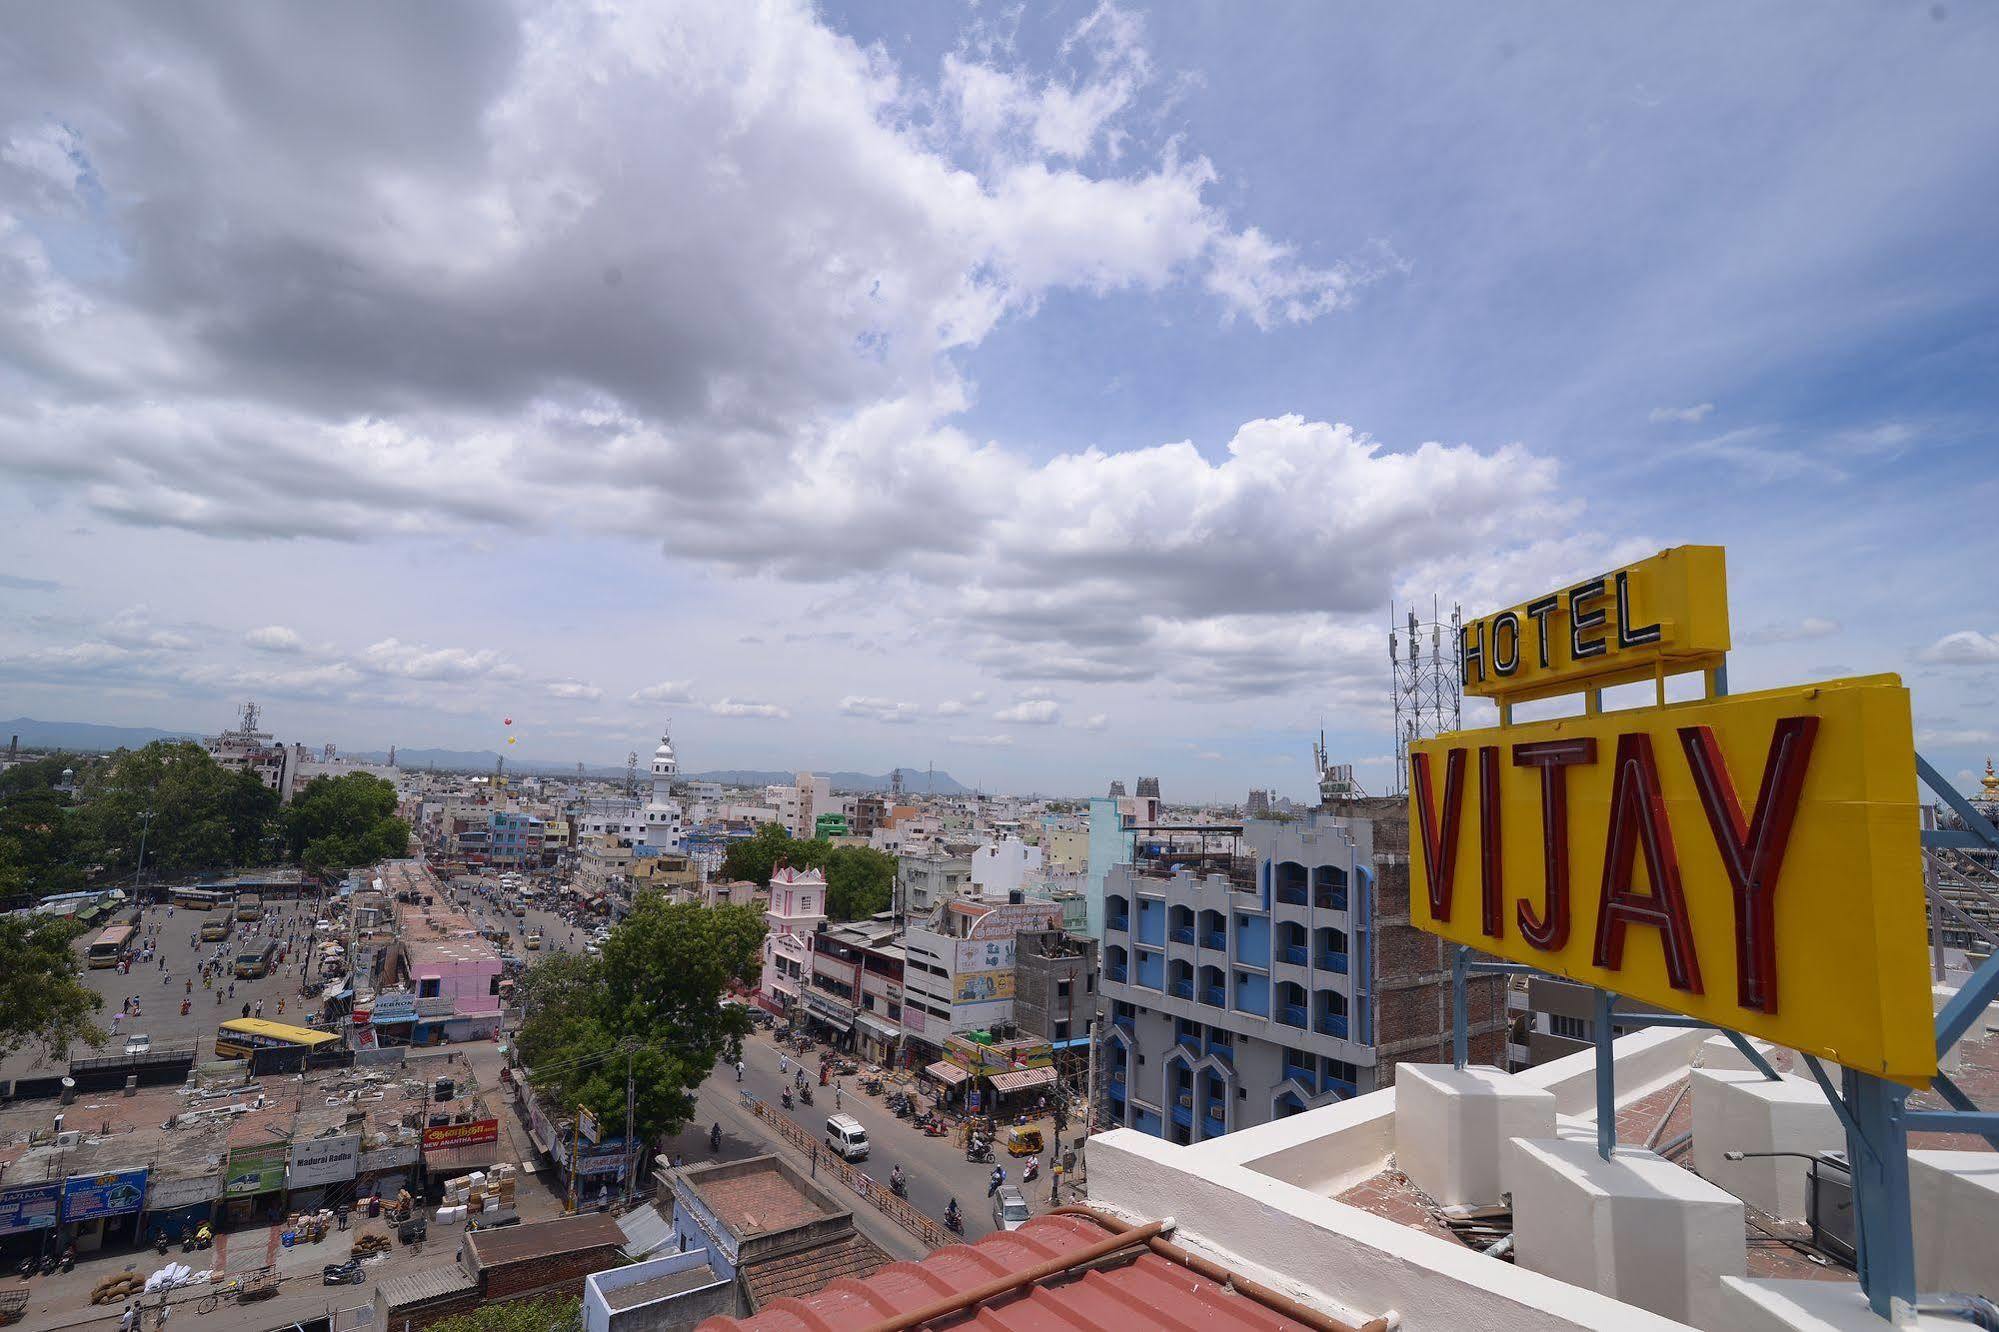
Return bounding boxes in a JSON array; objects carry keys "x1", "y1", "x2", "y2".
[{"x1": 824, "y1": 1114, "x2": 869, "y2": 1162}]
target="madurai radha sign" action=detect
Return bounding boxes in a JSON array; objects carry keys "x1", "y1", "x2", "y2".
[{"x1": 1410, "y1": 546, "x2": 1936, "y2": 1086}]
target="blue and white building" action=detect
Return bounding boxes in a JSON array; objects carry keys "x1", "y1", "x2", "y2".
[{"x1": 1099, "y1": 813, "x2": 1379, "y2": 1144}]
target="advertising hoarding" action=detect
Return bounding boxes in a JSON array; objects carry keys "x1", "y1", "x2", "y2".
[
  {"x1": 224, "y1": 1144, "x2": 289, "y2": 1197},
  {"x1": 0, "y1": 1183, "x2": 61, "y2": 1235},
  {"x1": 62, "y1": 1169, "x2": 149, "y2": 1221},
  {"x1": 421, "y1": 1118, "x2": 500, "y2": 1151}
]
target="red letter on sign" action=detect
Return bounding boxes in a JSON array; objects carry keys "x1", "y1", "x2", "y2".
[
  {"x1": 1512, "y1": 737, "x2": 1597, "y2": 951},
  {"x1": 1678, "y1": 718, "x2": 1818, "y2": 1015},
  {"x1": 1411, "y1": 748, "x2": 1467, "y2": 922},
  {"x1": 1479, "y1": 746, "x2": 1504, "y2": 939},
  {"x1": 1592, "y1": 733, "x2": 1704, "y2": 993}
]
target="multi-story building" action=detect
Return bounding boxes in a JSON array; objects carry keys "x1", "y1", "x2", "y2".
[
  {"x1": 204, "y1": 700, "x2": 298, "y2": 799},
  {"x1": 802, "y1": 917, "x2": 904, "y2": 1061},
  {"x1": 895, "y1": 848, "x2": 971, "y2": 920},
  {"x1": 968, "y1": 836, "x2": 1042, "y2": 899},
  {"x1": 486, "y1": 810, "x2": 544, "y2": 871},
  {"x1": 757, "y1": 866, "x2": 825, "y2": 1014},
  {"x1": 898, "y1": 896, "x2": 1063, "y2": 1063},
  {"x1": 1098, "y1": 808, "x2": 1502, "y2": 1145},
  {"x1": 1012, "y1": 927, "x2": 1098, "y2": 1049}
]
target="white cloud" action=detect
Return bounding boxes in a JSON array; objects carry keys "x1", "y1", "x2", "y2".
[
  {"x1": 1738, "y1": 616, "x2": 1840, "y2": 646},
  {"x1": 244, "y1": 625, "x2": 305, "y2": 654},
  {"x1": 546, "y1": 680, "x2": 604, "y2": 701},
  {"x1": 1083, "y1": 713, "x2": 1109, "y2": 731},
  {"x1": 1649, "y1": 403, "x2": 1715, "y2": 424},
  {"x1": 709, "y1": 698, "x2": 790, "y2": 720},
  {"x1": 361, "y1": 638, "x2": 519, "y2": 681},
  {"x1": 935, "y1": 699, "x2": 969, "y2": 717},
  {"x1": 948, "y1": 734, "x2": 1014, "y2": 747},
  {"x1": 840, "y1": 695, "x2": 921, "y2": 724},
  {"x1": 995, "y1": 699, "x2": 1061, "y2": 725},
  {"x1": 631, "y1": 680, "x2": 697, "y2": 704},
  {"x1": 1919, "y1": 631, "x2": 1999, "y2": 666}
]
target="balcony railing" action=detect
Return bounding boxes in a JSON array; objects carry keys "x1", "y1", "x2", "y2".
[
  {"x1": 1106, "y1": 964, "x2": 1128, "y2": 983},
  {"x1": 1171, "y1": 1100, "x2": 1193, "y2": 1128},
  {"x1": 1279, "y1": 1004, "x2": 1308, "y2": 1028},
  {"x1": 1316, "y1": 952, "x2": 1349, "y2": 973},
  {"x1": 1283, "y1": 1063, "x2": 1316, "y2": 1088},
  {"x1": 1202, "y1": 1109, "x2": 1227, "y2": 1136},
  {"x1": 1276, "y1": 885, "x2": 1308, "y2": 907},
  {"x1": 1106, "y1": 914, "x2": 1131, "y2": 932},
  {"x1": 1325, "y1": 1077, "x2": 1358, "y2": 1099},
  {"x1": 1176, "y1": 1031, "x2": 1201, "y2": 1051},
  {"x1": 1169, "y1": 979, "x2": 1193, "y2": 1000},
  {"x1": 1200, "y1": 930, "x2": 1227, "y2": 951},
  {"x1": 1316, "y1": 1013, "x2": 1350, "y2": 1039},
  {"x1": 1168, "y1": 926, "x2": 1195, "y2": 945},
  {"x1": 1202, "y1": 984, "x2": 1226, "y2": 1007},
  {"x1": 1314, "y1": 890, "x2": 1348, "y2": 912},
  {"x1": 1113, "y1": 1013, "x2": 1135, "y2": 1032},
  {"x1": 1205, "y1": 1040, "x2": 1234, "y2": 1065},
  {"x1": 1281, "y1": 943, "x2": 1308, "y2": 966}
]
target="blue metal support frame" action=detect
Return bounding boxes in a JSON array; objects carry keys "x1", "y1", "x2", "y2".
[
  {"x1": 1594, "y1": 987, "x2": 1616, "y2": 1160},
  {"x1": 1450, "y1": 945, "x2": 1536, "y2": 1070}
]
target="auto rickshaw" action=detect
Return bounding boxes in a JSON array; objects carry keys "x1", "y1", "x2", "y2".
[{"x1": 1005, "y1": 1125, "x2": 1043, "y2": 1157}]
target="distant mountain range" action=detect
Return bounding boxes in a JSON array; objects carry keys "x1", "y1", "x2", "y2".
[
  {"x1": 2, "y1": 717, "x2": 201, "y2": 750},
  {"x1": 1, "y1": 718, "x2": 973, "y2": 794}
]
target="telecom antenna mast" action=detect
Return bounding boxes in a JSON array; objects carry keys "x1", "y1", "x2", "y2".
[{"x1": 1388, "y1": 598, "x2": 1463, "y2": 795}]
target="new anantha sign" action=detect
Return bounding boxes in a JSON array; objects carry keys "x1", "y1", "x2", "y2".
[{"x1": 1410, "y1": 550, "x2": 1935, "y2": 1086}]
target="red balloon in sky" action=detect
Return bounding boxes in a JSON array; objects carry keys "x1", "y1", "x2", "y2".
[{"x1": 503, "y1": 717, "x2": 513, "y2": 726}]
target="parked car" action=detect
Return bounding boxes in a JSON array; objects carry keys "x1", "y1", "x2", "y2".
[
  {"x1": 991, "y1": 1185, "x2": 1030, "y2": 1232},
  {"x1": 124, "y1": 1033, "x2": 151, "y2": 1057}
]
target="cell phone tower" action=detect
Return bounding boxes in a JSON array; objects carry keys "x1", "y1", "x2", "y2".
[{"x1": 1388, "y1": 598, "x2": 1463, "y2": 795}]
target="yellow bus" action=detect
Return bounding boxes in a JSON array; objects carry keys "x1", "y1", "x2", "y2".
[
  {"x1": 234, "y1": 942, "x2": 279, "y2": 979},
  {"x1": 86, "y1": 924, "x2": 134, "y2": 969},
  {"x1": 214, "y1": 1018, "x2": 341, "y2": 1061},
  {"x1": 235, "y1": 892, "x2": 264, "y2": 922},
  {"x1": 200, "y1": 915, "x2": 231, "y2": 942}
]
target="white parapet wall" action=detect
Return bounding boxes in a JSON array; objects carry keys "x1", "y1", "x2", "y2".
[
  {"x1": 1087, "y1": 1127, "x2": 1696, "y2": 1332},
  {"x1": 1720, "y1": 1277, "x2": 1970, "y2": 1332},
  {"x1": 1909, "y1": 1149, "x2": 1999, "y2": 1298},
  {"x1": 1396, "y1": 1063, "x2": 1557, "y2": 1207},
  {"x1": 1690, "y1": 1068, "x2": 1843, "y2": 1221},
  {"x1": 1510, "y1": 1137, "x2": 1745, "y2": 1332}
]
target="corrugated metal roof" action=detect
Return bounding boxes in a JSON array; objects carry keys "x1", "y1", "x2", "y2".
[
  {"x1": 618, "y1": 1202, "x2": 673, "y2": 1258},
  {"x1": 697, "y1": 1213, "x2": 1321, "y2": 1331},
  {"x1": 923, "y1": 1061, "x2": 969, "y2": 1086},
  {"x1": 378, "y1": 1264, "x2": 478, "y2": 1309},
  {"x1": 986, "y1": 1066, "x2": 1057, "y2": 1094}
]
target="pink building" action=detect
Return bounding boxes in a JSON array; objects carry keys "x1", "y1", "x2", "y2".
[
  {"x1": 759, "y1": 866, "x2": 825, "y2": 1014},
  {"x1": 382, "y1": 863, "x2": 504, "y2": 1041}
]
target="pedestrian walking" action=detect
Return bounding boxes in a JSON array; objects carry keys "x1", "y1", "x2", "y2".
[
  {"x1": 120, "y1": 1305, "x2": 134, "y2": 1332},
  {"x1": 156, "y1": 1298, "x2": 170, "y2": 1331}
]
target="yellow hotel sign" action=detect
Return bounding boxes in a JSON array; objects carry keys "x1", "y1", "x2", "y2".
[
  {"x1": 1410, "y1": 672, "x2": 1936, "y2": 1086},
  {"x1": 1460, "y1": 545, "x2": 1732, "y2": 704}
]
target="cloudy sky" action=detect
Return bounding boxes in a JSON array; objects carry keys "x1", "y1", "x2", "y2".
[{"x1": 2, "y1": 1, "x2": 1995, "y2": 801}]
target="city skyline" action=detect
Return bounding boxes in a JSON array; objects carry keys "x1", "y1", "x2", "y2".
[{"x1": 2, "y1": 2, "x2": 1996, "y2": 803}]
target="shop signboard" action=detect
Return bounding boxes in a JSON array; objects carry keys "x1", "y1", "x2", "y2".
[
  {"x1": 358, "y1": 1143, "x2": 420, "y2": 1173},
  {"x1": 965, "y1": 901, "x2": 1063, "y2": 941},
  {"x1": 955, "y1": 938, "x2": 1016, "y2": 974},
  {"x1": 369, "y1": 992, "x2": 418, "y2": 1025},
  {"x1": 0, "y1": 1182, "x2": 61, "y2": 1235},
  {"x1": 952, "y1": 970, "x2": 1015, "y2": 1004},
  {"x1": 421, "y1": 1118, "x2": 500, "y2": 1151},
  {"x1": 578, "y1": 1107, "x2": 601, "y2": 1146},
  {"x1": 62, "y1": 1168, "x2": 149, "y2": 1221},
  {"x1": 288, "y1": 1133, "x2": 362, "y2": 1188},
  {"x1": 143, "y1": 1173, "x2": 221, "y2": 1211},
  {"x1": 1411, "y1": 547, "x2": 1935, "y2": 1086},
  {"x1": 224, "y1": 1144, "x2": 289, "y2": 1197}
]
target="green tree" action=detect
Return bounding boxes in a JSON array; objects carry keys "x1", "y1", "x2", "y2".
[
  {"x1": 823, "y1": 844, "x2": 895, "y2": 921},
  {"x1": 518, "y1": 898, "x2": 764, "y2": 1148},
  {"x1": 283, "y1": 772, "x2": 411, "y2": 873},
  {"x1": 428, "y1": 1296, "x2": 580, "y2": 1332},
  {"x1": 0, "y1": 781, "x2": 87, "y2": 899},
  {"x1": 0, "y1": 914, "x2": 106, "y2": 1061},
  {"x1": 76, "y1": 742, "x2": 280, "y2": 875}
]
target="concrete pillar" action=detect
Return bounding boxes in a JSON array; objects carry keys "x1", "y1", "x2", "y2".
[
  {"x1": 1909, "y1": 1149, "x2": 1999, "y2": 1298},
  {"x1": 1394, "y1": 1063, "x2": 1556, "y2": 1207},
  {"x1": 1695, "y1": 1032, "x2": 1782, "y2": 1075},
  {"x1": 1690, "y1": 1068, "x2": 1842, "y2": 1221},
  {"x1": 1511, "y1": 1136, "x2": 1745, "y2": 1330}
]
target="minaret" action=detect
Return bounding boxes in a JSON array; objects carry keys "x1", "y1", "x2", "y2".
[{"x1": 644, "y1": 721, "x2": 683, "y2": 849}]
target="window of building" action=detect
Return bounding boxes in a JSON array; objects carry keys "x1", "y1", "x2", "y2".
[
  {"x1": 1550, "y1": 1014, "x2": 1593, "y2": 1042},
  {"x1": 418, "y1": 978, "x2": 441, "y2": 998},
  {"x1": 488, "y1": 976, "x2": 501, "y2": 996},
  {"x1": 1057, "y1": 979, "x2": 1071, "y2": 998},
  {"x1": 1325, "y1": 1058, "x2": 1359, "y2": 1083},
  {"x1": 1054, "y1": 1021, "x2": 1070, "y2": 1041}
]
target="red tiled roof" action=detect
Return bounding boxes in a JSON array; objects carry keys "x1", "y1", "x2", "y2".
[
  {"x1": 698, "y1": 1212, "x2": 1324, "y2": 1331},
  {"x1": 742, "y1": 1233, "x2": 892, "y2": 1310}
]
